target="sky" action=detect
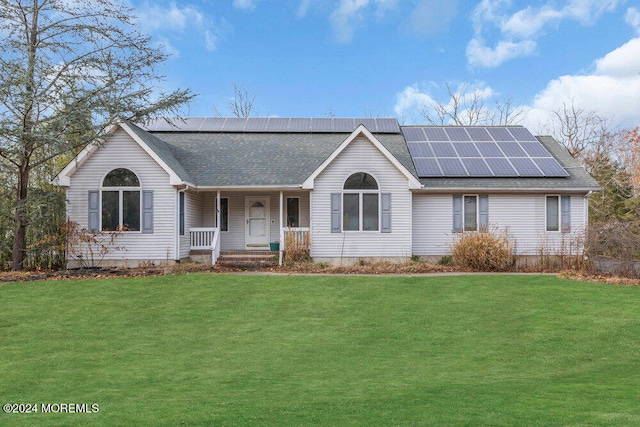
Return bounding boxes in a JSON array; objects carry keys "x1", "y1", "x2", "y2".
[{"x1": 129, "y1": 0, "x2": 640, "y2": 132}]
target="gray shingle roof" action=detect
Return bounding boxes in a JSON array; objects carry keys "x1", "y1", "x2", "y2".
[
  {"x1": 129, "y1": 118, "x2": 598, "y2": 192},
  {"x1": 150, "y1": 131, "x2": 414, "y2": 187},
  {"x1": 124, "y1": 121, "x2": 192, "y2": 183}
]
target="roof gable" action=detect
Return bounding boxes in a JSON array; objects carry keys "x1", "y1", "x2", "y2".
[
  {"x1": 53, "y1": 120, "x2": 191, "y2": 187},
  {"x1": 302, "y1": 125, "x2": 421, "y2": 190}
]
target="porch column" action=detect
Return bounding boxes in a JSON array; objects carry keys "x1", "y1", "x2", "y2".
[
  {"x1": 279, "y1": 190, "x2": 283, "y2": 266},
  {"x1": 216, "y1": 190, "x2": 221, "y2": 232}
]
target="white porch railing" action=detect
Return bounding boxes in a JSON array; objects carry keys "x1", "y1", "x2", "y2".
[
  {"x1": 190, "y1": 227, "x2": 220, "y2": 265},
  {"x1": 282, "y1": 227, "x2": 311, "y2": 249}
]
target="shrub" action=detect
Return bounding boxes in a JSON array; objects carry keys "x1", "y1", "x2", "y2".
[
  {"x1": 66, "y1": 221, "x2": 123, "y2": 268},
  {"x1": 450, "y1": 228, "x2": 515, "y2": 271}
]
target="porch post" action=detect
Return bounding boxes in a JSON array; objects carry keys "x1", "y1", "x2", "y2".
[
  {"x1": 279, "y1": 191, "x2": 283, "y2": 266},
  {"x1": 216, "y1": 190, "x2": 221, "y2": 233}
]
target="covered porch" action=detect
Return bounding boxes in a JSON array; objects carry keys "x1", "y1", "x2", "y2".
[{"x1": 182, "y1": 189, "x2": 310, "y2": 265}]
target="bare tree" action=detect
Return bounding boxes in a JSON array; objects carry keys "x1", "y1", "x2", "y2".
[
  {"x1": 214, "y1": 83, "x2": 257, "y2": 117},
  {"x1": 418, "y1": 83, "x2": 525, "y2": 126},
  {"x1": 0, "y1": 0, "x2": 195, "y2": 270},
  {"x1": 551, "y1": 101, "x2": 613, "y2": 161}
]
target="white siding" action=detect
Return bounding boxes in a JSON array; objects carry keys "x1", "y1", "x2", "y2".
[
  {"x1": 179, "y1": 191, "x2": 203, "y2": 259},
  {"x1": 66, "y1": 128, "x2": 177, "y2": 263},
  {"x1": 412, "y1": 193, "x2": 588, "y2": 256},
  {"x1": 310, "y1": 136, "x2": 413, "y2": 260}
]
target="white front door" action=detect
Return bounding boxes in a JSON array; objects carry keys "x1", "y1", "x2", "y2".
[{"x1": 245, "y1": 197, "x2": 270, "y2": 248}]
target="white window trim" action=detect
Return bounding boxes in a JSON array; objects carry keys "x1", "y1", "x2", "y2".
[
  {"x1": 342, "y1": 190, "x2": 380, "y2": 232},
  {"x1": 545, "y1": 195, "x2": 561, "y2": 233},
  {"x1": 100, "y1": 169, "x2": 142, "y2": 233},
  {"x1": 462, "y1": 194, "x2": 479, "y2": 232}
]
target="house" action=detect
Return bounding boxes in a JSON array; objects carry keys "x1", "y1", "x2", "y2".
[{"x1": 53, "y1": 117, "x2": 600, "y2": 267}]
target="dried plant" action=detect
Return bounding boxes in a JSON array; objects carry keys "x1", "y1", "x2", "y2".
[
  {"x1": 65, "y1": 221, "x2": 123, "y2": 268},
  {"x1": 450, "y1": 226, "x2": 516, "y2": 271},
  {"x1": 283, "y1": 229, "x2": 311, "y2": 264}
]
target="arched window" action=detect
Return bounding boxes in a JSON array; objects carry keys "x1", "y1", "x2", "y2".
[
  {"x1": 102, "y1": 168, "x2": 141, "y2": 231},
  {"x1": 343, "y1": 172, "x2": 379, "y2": 231}
]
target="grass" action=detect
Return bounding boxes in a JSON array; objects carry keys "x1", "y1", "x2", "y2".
[{"x1": 1, "y1": 273, "x2": 640, "y2": 426}]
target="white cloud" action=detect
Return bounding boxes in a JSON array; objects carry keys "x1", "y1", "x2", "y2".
[
  {"x1": 523, "y1": 38, "x2": 640, "y2": 130},
  {"x1": 330, "y1": 0, "x2": 399, "y2": 43},
  {"x1": 627, "y1": 7, "x2": 640, "y2": 34},
  {"x1": 466, "y1": 38, "x2": 536, "y2": 68},
  {"x1": 403, "y1": 0, "x2": 459, "y2": 36},
  {"x1": 468, "y1": 0, "x2": 624, "y2": 68},
  {"x1": 135, "y1": 2, "x2": 225, "y2": 53},
  {"x1": 297, "y1": 0, "x2": 313, "y2": 17},
  {"x1": 233, "y1": 0, "x2": 258, "y2": 10}
]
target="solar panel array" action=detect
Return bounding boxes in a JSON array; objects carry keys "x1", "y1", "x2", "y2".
[
  {"x1": 144, "y1": 117, "x2": 400, "y2": 133},
  {"x1": 403, "y1": 126, "x2": 569, "y2": 178}
]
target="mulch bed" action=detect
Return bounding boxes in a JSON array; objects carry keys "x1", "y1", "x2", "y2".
[{"x1": 1, "y1": 262, "x2": 638, "y2": 285}]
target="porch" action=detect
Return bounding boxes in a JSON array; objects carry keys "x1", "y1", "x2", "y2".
[{"x1": 182, "y1": 189, "x2": 311, "y2": 265}]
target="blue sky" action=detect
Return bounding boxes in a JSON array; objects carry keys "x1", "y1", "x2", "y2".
[{"x1": 131, "y1": 0, "x2": 640, "y2": 131}]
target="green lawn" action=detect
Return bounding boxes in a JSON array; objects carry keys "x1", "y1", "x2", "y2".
[{"x1": 1, "y1": 273, "x2": 639, "y2": 426}]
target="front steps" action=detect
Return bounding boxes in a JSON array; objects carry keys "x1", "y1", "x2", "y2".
[{"x1": 216, "y1": 250, "x2": 279, "y2": 268}]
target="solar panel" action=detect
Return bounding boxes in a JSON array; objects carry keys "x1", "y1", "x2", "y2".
[
  {"x1": 414, "y1": 158, "x2": 441, "y2": 176},
  {"x1": 487, "y1": 127, "x2": 515, "y2": 141},
  {"x1": 510, "y1": 158, "x2": 544, "y2": 176},
  {"x1": 520, "y1": 141, "x2": 552, "y2": 157},
  {"x1": 461, "y1": 158, "x2": 492, "y2": 176},
  {"x1": 424, "y1": 127, "x2": 449, "y2": 141},
  {"x1": 454, "y1": 142, "x2": 482, "y2": 157},
  {"x1": 402, "y1": 126, "x2": 569, "y2": 179},
  {"x1": 265, "y1": 118, "x2": 290, "y2": 132},
  {"x1": 289, "y1": 118, "x2": 312, "y2": 132},
  {"x1": 402, "y1": 127, "x2": 427, "y2": 142},
  {"x1": 485, "y1": 158, "x2": 518, "y2": 176},
  {"x1": 476, "y1": 142, "x2": 504, "y2": 157},
  {"x1": 376, "y1": 118, "x2": 400, "y2": 133},
  {"x1": 221, "y1": 117, "x2": 248, "y2": 131},
  {"x1": 199, "y1": 117, "x2": 226, "y2": 131},
  {"x1": 444, "y1": 127, "x2": 471, "y2": 141},
  {"x1": 438, "y1": 158, "x2": 468, "y2": 176},
  {"x1": 332, "y1": 118, "x2": 355, "y2": 132},
  {"x1": 431, "y1": 142, "x2": 457, "y2": 157},
  {"x1": 497, "y1": 141, "x2": 527, "y2": 157},
  {"x1": 310, "y1": 118, "x2": 332, "y2": 132},
  {"x1": 508, "y1": 127, "x2": 537, "y2": 141},
  {"x1": 243, "y1": 117, "x2": 269, "y2": 131},
  {"x1": 358, "y1": 118, "x2": 378, "y2": 132},
  {"x1": 533, "y1": 158, "x2": 569, "y2": 177},
  {"x1": 407, "y1": 142, "x2": 434, "y2": 157},
  {"x1": 465, "y1": 127, "x2": 492, "y2": 141}
]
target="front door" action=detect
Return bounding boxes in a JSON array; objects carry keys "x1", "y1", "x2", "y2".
[{"x1": 245, "y1": 197, "x2": 270, "y2": 248}]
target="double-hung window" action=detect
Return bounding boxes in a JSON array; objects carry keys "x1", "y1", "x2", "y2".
[
  {"x1": 546, "y1": 195, "x2": 560, "y2": 232},
  {"x1": 546, "y1": 195, "x2": 572, "y2": 233},
  {"x1": 101, "y1": 168, "x2": 141, "y2": 231},
  {"x1": 453, "y1": 194, "x2": 488, "y2": 232},
  {"x1": 343, "y1": 172, "x2": 379, "y2": 231},
  {"x1": 463, "y1": 195, "x2": 478, "y2": 232}
]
